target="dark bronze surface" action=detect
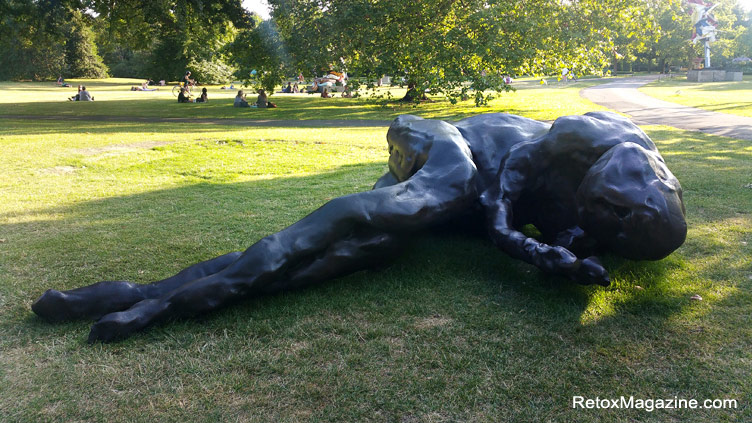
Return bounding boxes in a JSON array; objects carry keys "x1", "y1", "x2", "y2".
[{"x1": 32, "y1": 112, "x2": 687, "y2": 342}]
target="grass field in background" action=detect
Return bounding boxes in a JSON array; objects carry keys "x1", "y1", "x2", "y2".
[
  {"x1": 0, "y1": 77, "x2": 609, "y2": 122},
  {"x1": 641, "y1": 76, "x2": 752, "y2": 117},
  {"x1": 0, "y1": 81, "x2": 750, "y2": 422}
]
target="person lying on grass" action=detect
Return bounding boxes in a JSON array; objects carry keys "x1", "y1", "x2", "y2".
[{"x1": 32, "y1": 112, "x2": 687, "y2": 343}]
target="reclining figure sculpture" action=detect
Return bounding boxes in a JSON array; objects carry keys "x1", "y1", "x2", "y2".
[{"x1": 32, "y1": 112, "x2": 687, "y2": 342}]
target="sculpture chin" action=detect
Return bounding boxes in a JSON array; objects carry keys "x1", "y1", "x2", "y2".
[{"x1": 576, "y1": 143, "x2": 687, "y2": 260}]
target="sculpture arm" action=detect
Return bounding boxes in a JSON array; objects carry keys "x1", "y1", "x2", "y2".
[{"x1": 484, "y1": 196, "x2": 609, "y2": 286}]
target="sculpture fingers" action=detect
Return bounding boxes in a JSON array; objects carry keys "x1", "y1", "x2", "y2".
[{"x1": 572, "y1": 256, "x2": 610, "y2": 286}]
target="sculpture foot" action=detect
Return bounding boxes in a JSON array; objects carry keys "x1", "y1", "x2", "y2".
[
  {"x1": 88, "y1": 311, "x2": 146, "y2": 343},
  {"x1": 87, "y1": 299, "x2": 166, "y2": 343},
  {"x1": 32, "y1": 289, "x2": 76, "y2": 323}
]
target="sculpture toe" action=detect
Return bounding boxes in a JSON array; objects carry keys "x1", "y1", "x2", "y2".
[{"x1": 87, "y1": 311, "x2": 146, "y2": 343}]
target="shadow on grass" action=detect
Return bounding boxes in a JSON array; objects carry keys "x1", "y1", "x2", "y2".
[
  {"x1": 689, "y1": 102, "x2": 752, "y2": 114},
  {"x1": 1, "y1": 160, "x2": 693, "y2": 352},
  {"x1": 0, "y1": 79, "x2": 607, "y2": 124}
]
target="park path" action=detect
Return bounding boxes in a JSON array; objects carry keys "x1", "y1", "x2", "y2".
[{"x1": 581, "y1": 75, "x2": 752, "y2": 141}]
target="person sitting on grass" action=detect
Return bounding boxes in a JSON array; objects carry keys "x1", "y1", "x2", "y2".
[
  {"x1": 293, "y1": 83, "x2": 299, "y2": 93},
  {"x1": 256, "y1": 89, "x2": 268, "y2": 108},
  {"x1": 68, "y1": 85, "x2": 82, "y2": 101},
  {"x1": 78, "y1": 86, "x2": 93, "y2": 101},
  {"x1": 342, "y1": 85, "x2": 353, "y2": 98},
  {"x1": 177, "y1": 87, "x2": 192, "y2": 103},
  {"x1": 195, "y1": 88, "x2": 208, "y2": 103},
  {"x1": 281, "y1": 82, "x2": 293, "y2": 93},
  {"x1": 308, "y1": 80, "x2": 319, "y2": 94},
  {"x1": 234, "y1": 90, "x2": 250, "y2": 107},
  {"x1": 255, "y1": 89, "x2": 276, "y2": 108}
]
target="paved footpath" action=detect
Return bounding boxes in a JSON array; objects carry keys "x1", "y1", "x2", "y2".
[{"x1": 581, "y1": 75, "x2": 752, "y2": 141}]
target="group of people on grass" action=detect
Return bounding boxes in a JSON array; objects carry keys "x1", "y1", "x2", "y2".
[
  {"x1": 68, "y1": 85, "x2": 93, "y2": 101},
  {"x1": 62, "y1": 68, "x2": 359, "y2": 107},
  {"x1": 178, "y1": 87, "x2": 208, "y2": 103},
  {"x1": 234, "y1": 89, "x2": 276, "y2": 108}
]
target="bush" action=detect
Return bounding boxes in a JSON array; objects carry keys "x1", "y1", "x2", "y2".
[{"x1": 187, "y1": 57, "x2": 236, "y2": 85}]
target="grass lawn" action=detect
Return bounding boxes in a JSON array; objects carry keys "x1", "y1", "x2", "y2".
[
  {"x1": 640, "y1": 76, "x2": 752, "y2": 118},
  {"x1": 0, "y1": 83, "x2": 750, "y2": 422},
  {"x1": 0, "y1": 77, "x2": 609, "y2": 122}
]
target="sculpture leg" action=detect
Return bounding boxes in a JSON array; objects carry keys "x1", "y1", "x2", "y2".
[
  {"x1": 31, "y1": 252, "x2": 242, "y2": 322},
  {"x1": 87, "y1": 228, "x2": 402, "y2": 343}
]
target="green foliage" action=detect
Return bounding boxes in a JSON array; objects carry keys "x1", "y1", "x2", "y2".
[
  {"x1": 103, "y1": 47, "x2": 151, "y2": 78},
  {"x1": 0, "y1": 0, "x2": 251, "y2": 81},
  {"x1": 63, "y1": 10, "x2": 109, "y2": 78},
  {"x1": 262, "y1": 0, "x2": 670, "y2": 104},
  {"x1": 628, "y1": 0, "x2": 752, "y2": 71},
  {"x1": 226, "y1": 18, "x2": 288, "y2": 93},
  {"x1": 187, "y1": 57, "x2": 236, "y2": 84},
  {"x1": 0, "y1": 1, "x2": 69, "y2": 80}
]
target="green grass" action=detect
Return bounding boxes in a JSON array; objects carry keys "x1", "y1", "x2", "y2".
[
  {"x1": 0, "y1": 83, "x2": 751, "y2": 422},
  {"x1": 0, "y1": 77, "x2": 609, "y2": 122},
  {"x1": 640, "y1": 76, "x2": 752, "y2": 118}
]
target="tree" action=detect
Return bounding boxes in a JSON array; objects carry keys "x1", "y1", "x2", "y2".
[
  {"x1": 89, "y1": 0, "x2": 253, "y2": 82},
  {"x1": 226, "y1": 17, "x2": 290, "y2": 93},
  {"x1": 251, "y1": 0, "x2": 665, "y2": 105},
  {"x1": 0, "y1": 0, "x2": 253, "y2": 81},
  {"x1": 64, "y1": 10, "x2": 109, "y2": 78},
  {"x1": 0, "y1": 0, "x2": 68, "y2": 80}
]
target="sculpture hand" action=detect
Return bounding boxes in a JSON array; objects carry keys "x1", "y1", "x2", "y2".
[{"x1": 572, "y1": 256, "x2": 610, "y2": 286}]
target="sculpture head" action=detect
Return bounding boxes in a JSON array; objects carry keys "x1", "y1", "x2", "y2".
[
  {"x1": 576, "y1": 142, "x2": 687, "y2": 260},
  {"x1": 386, "y1": 115, "x2": 433, "y2": 182}
]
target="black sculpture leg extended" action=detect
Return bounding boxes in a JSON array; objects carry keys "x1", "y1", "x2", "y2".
[
  {"x1": 87, "y1": 228, "x2": 403, "y2": 343},
  {"x1": 31, "y1": 252, "x2": 242, "y2": 322}
]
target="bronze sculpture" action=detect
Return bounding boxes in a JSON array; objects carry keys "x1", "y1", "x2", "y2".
[{"x1": 32, "y1": 112, "x2": 687, "y2": 342}]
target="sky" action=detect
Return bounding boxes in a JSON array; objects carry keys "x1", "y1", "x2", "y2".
[
  {"x1": 241, "y1": 0, "x2": 752, "y2": 19},
  {"x1": 242, "y1": 0, "x2": 270, "y2": 20}
]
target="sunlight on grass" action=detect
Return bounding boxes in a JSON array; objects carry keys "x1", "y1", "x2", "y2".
[
  {"x1": 641, "y1": 77, "x2": 752, "y2": 118},
  {"x1": 0, "y1": 77, "x2": 609, "y2": 122},
  {"x1": 1, "y1": 97, "x2": 751, "y2": 421}
]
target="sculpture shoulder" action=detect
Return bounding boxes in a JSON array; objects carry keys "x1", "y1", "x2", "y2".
[
  {"x1": 544, "y1": 112, "x2": 657, "y2": 155},
  {"x1": 453, "y1": 113, "x2": 550, "y2": 193},
  {"x1": 494, "y1": 112, "x2": 657, "y2": 200},
  {"x1": 454, "y1": 113, "x2": 551, "y2": 153}
]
